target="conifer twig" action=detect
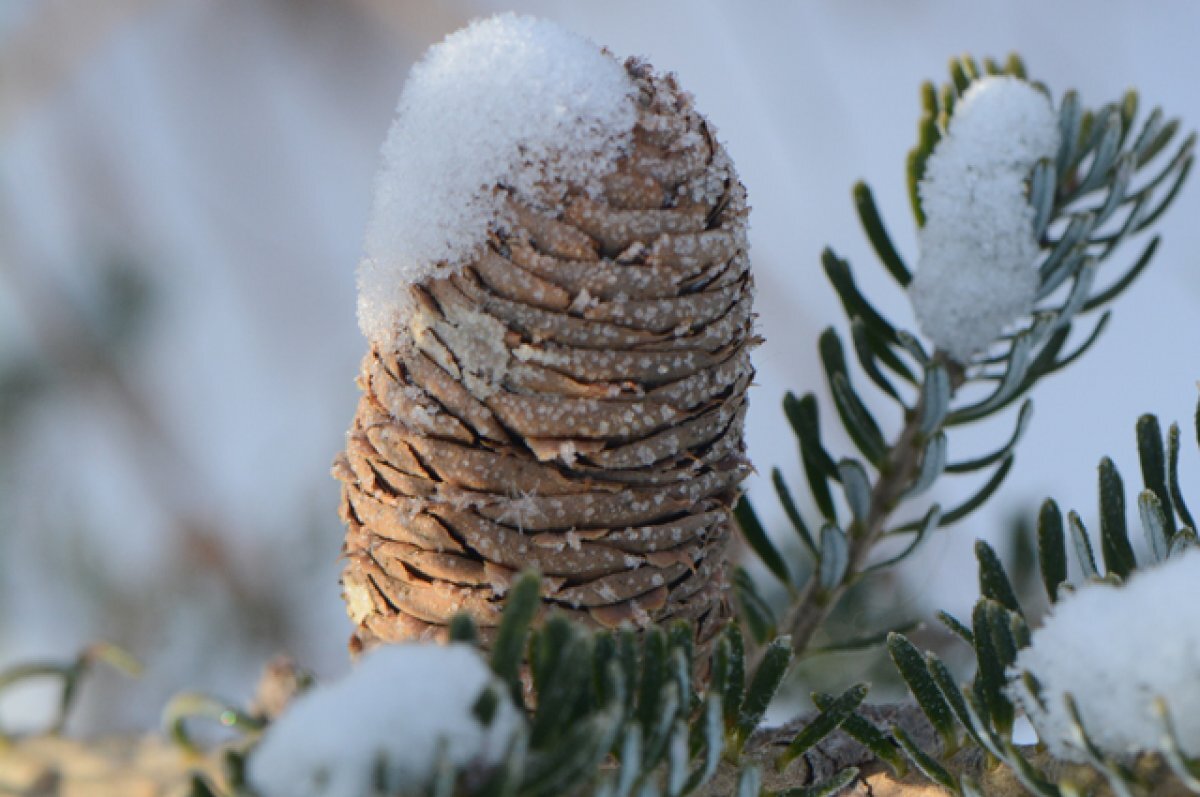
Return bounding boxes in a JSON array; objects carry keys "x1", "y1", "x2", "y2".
[{"x1": 764, "y1": 357, "x2": 963, "y2": 662}]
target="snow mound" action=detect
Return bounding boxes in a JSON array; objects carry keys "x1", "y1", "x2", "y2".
[
  {"x1": 1008, "y1": 549, "x2": 1200, "y2": 761},
  {"x1": 909, "y1": 76, "x2": 1060, "y2": 362},
  {"x1": 247, "y1": 643, "x2": 521, "y2": 797},
  {"x1": 358, "y1": 14, "x2": 638, "y2": 347}
]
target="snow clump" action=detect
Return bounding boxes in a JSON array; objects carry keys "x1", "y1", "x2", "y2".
[
  {"x1": 248, "y1": 643, "x2": 521, "y2": 797},
  {"x1": 358, "y1": 14, "x2": 638, "y2": 347},
  {"x1": 1007, "y1": 548, "x2": 1200, "y2": 761},
  {"x1": 909, "y1": 76, "x2": 1060, "y2": 362}
]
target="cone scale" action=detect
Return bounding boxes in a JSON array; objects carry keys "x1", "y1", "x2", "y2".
[{"x1": 335, "y1": 40, "x2": 756, "y2": 665}]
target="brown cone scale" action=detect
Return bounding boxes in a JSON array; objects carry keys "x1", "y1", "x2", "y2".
[{"x1": 336, "y1": 59, "x2": 757, "y2": 666}]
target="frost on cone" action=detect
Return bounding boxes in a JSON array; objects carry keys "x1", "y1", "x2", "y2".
[{"x1": 334, "y1": 57, "x2": 755, "y2": 666}]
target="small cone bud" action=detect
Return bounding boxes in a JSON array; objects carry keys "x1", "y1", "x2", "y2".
[{"x1": 335, "y1": 24, "x2": 756, "y2": 669}]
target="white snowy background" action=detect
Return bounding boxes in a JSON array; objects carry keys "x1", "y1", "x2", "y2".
[{"x1": 1, "y1": 1, "x2": 1197, "y2": 732}]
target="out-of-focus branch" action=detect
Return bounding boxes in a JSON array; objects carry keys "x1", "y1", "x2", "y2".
[
  {"x1": 0, "y1": 202, "x2": 282, "y2": 632},
  {"x1": 344, "y1": 0, "x2": 472, "y2": 44},
  {"x1": 0, "y1": 0, "x2": 161, "y2": 136}
]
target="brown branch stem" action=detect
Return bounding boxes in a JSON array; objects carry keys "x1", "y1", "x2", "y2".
[{"x1": 770, "y1": 355, "x2": 964, "y2": 663}]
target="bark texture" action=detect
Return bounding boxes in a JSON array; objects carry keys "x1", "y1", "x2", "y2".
[
  {"x1": 334, "y1": 58, "x2": 755, "y2": 661},
  {"x1": 5, "y1": 724, "x2": 1191, "y2": 797},
  {"x1": 0, "y1": 735, "x2": 223, "y2": 797},
  {"x1": 695, "y1": 706, "x2": 1197, "y2": 797}
]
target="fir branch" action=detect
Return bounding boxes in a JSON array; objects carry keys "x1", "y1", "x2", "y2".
[{"x1": 741, "y1": 53, "x2": 1194, "y2": 670}]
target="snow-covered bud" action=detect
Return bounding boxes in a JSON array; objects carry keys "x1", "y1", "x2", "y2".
[
  {"x1": 1007, "y1": 549, "x2": 1200, "y2": 761},
  {"x1": 909, "y1": 76, "x2": 1060, "y2": 362},
  {"x1": 334, "y1": 15, "x2": 755, "y2": 666}
]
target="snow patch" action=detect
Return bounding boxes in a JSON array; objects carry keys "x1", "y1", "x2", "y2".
[
  {"x1": 358, "y1": 14, "x2": 638, "y2": 348},
  {"x1": 909, "y1": 76, "x2": 1060, "y2": 362},
  {"x1": 410, "y1": 298, "x2": 511, "y2": 400},
  {"x1": 248, "y1": 643, "x2": 520, "y2": 797},
  {"x1": 1008, "y1": 549, "x2": 1200, "y2": 761}
]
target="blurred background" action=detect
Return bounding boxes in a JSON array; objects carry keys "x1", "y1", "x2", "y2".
[{"x1": 0, "y1": 0, "x2": 1197, "y2": 733}]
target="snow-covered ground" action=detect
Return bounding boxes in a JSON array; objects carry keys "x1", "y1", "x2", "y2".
[{"x1": 0, "y1": 1, "x2": 1197, "y2": 731}]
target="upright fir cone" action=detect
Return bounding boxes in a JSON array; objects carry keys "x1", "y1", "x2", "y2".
[{"x1": 334, "y1": 18, "x2": 756, "y2": 667}]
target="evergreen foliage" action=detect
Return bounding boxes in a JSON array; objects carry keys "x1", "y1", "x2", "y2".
[{"x1": 885, "y1": 399, "x2": 1199, "y2": 795}]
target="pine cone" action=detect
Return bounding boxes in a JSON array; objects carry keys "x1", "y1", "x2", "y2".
[{"x1": 335, "y1": 57, "x2": 756, "y2": 666}]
